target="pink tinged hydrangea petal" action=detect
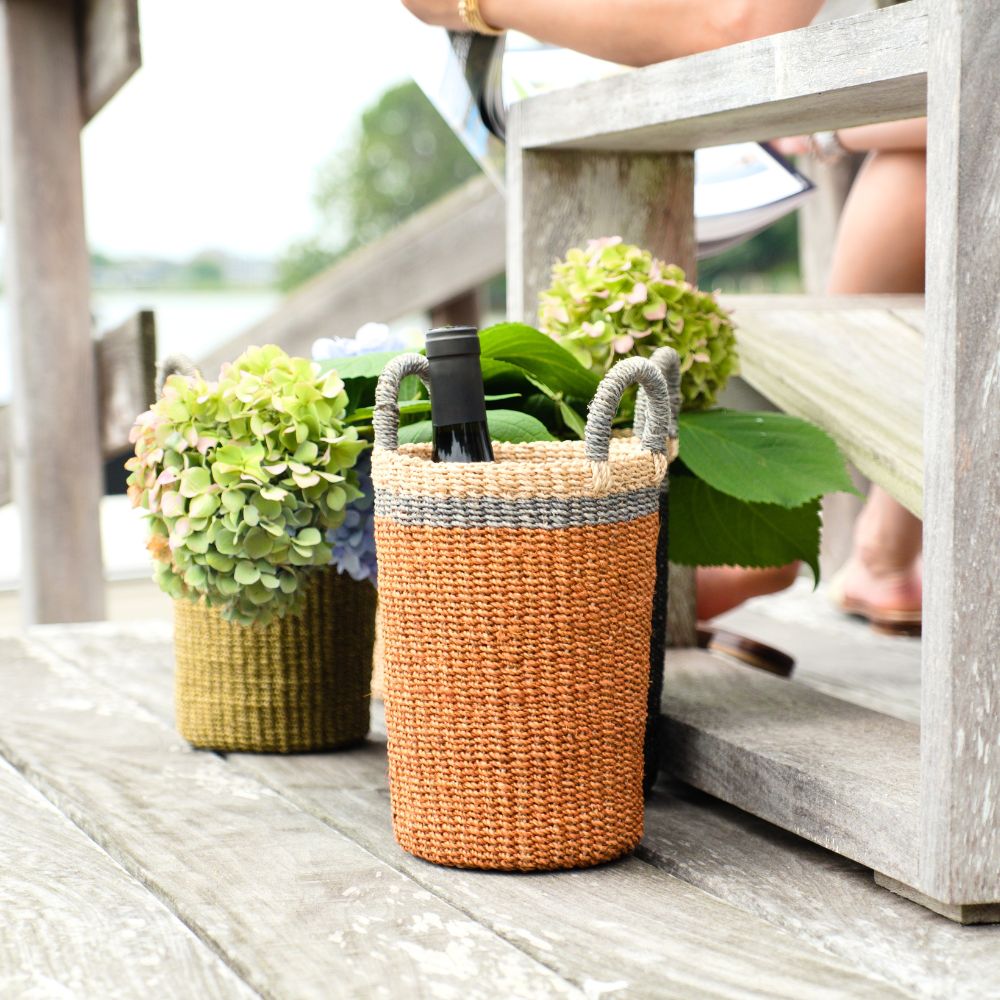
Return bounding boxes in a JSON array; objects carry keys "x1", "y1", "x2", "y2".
[
  {"x1": 605, "y1": 299, "x2": 625, "y2": 314},
  {"x1": 631, "y1": 328, "x2": 652, "y2": 339},
  {"x1": 626, "y1": 282, "x2": 648, "y2": 305},
  {"x1": 156, "y1": 468, "x2": 180, "y2": 486},
  {"x1": 586, "y1": 235, "x2": 622, "y2": 252},
  {"x1": 582, "y1": 321, "x2": 606, "y2": 338},
  {"x1": 160, "y1": 491, "x2": 185, "y2": 517},
  {"x1": 693, "y1": 352, "x2": 711, "y2": 363},
  {"x1": 643, "y1": 301, "x2": 667, "y2": 321},
  {"x1": 196, "y1": 437, "x2": 216, "y2": 455},
  {"x1": 613, "y1": 335, "x2": 634, "y2": 354},
  {"x1": 174, "y1": 516, "x2": 192, "y2": 539}
]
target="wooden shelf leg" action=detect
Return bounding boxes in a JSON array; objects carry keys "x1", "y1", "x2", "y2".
[
  {"x1": 917, "y1": 0, "x2": 1000, "y2": 911},
  {"x1": 875, "y1": 873, "x2": 1000, "y2": 926},
  {"x1": 0, "y1": 0, "x2": 106, "y2": 623}
]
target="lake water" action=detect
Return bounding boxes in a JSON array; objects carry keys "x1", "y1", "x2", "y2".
[{"x1": 0, "y1": 289, "x2": 282, "y2": 405}]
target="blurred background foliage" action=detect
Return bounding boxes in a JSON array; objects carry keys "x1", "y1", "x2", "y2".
[
  {"x1": 278, "y1": 80, "x2": 801, "y2": 296},
  {"x1": 278, "y1": 82, "x2": 479, "y2": 292}
]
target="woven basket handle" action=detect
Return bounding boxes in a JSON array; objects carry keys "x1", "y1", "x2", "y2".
[
  {"x1": 585, "y1": 356, "x2": 675, "y2": 468},
  {"x1": 373, "y1": 353, "x2": 433, "y2": 451},
  {"x1": 155, "y1": 354, "x2": 200, "y2": 398},
  {"x1": 633, "y1": 347, "x2": 681, "y2": 459}
]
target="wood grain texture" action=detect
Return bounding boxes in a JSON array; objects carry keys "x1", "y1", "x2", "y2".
[
  {"x1": 659, "y1": 647, "x2": 920, "y2": 885},
  {"x1": 506, "y1": 143, "x2": 695, "y2": 321},
  {"x1": 0, "y1": 310, "x2": 156, "y2": 507},
  {"x1": 79, "y1": 0, "x2": 141, "y2": 121},
  {"x1": 197, "y1": 175, "x2": 504, "y2": 378},
  {"x1": 727, "y1": 295, "x2": 924, "y2": 516},
  {"x1": 512, "y1": 1, "x2": 927, "y2": 153},
  {"x1": 33, "y1": 625, "x2": 906, "y2": 1000},
  {"x1": 920, "y1": 0, "x2": 1000, "y2": 906},
  {"x1": 0, "y1": 0, "x2": 105, "y2": 623},
  {"x1": 0, "y1": 756, "x2": 255, "y2": 998},
  {"x1": 641, "y1": 784, "x2": 1000, "y2": 999},
  {"x1": 1, "y1": 634, "x2": 578, "y2": 999}
]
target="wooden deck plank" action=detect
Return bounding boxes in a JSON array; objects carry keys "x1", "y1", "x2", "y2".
[
  {"x1": 33, "y1": 625, "x2": 909, "y2": 999},
  {"x1": 0, "y1": 755, "x2": 256, "y2": 999},
  {"x1": 512, "y1": 1, "x2": 927, "y2": 152},
  {"x1": 640, "y1": 783, "x2": 1000, "y2": 1000},
  {"x1": 715, "y1": 578, "x2": 921, "y2": 723},
  {"x1": 0, "y1": 634, "x2": 580, "y2": 1000},
  {"x1": 660, "y1": 648, "x2": 920, "y2": 886},
  {"x1": 726, "y1": 296, "x2": 923, "y2": 517}
]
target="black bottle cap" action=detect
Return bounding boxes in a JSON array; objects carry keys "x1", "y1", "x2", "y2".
[
  {"x1": 424, "y1": 327, "x2": 487, "y2": 427},
  {"x1": 425, "y1": 326, "x2": 481, "y2": 360}
]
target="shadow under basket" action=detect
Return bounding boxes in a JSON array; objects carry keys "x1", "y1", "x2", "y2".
[{"x1": 173, "y1": 568, "x2": 376, "y2": 752}]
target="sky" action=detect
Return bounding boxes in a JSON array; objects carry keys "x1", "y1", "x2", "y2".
[{"x1": 80, "y1": 0, "x2": 431, "y2": 261}]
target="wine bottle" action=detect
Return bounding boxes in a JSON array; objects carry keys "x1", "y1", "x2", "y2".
[{"x1": 425, "y1": 326, "x2": 495, "y2": 463}]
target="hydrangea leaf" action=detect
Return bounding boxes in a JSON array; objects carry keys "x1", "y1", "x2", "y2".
[
  {"x1": 668, "y1": 474, "x2": 821, "y2": 581},
  {"x1": 480, "y1": 323, "x2": 600, "y2": 401},
  {"x1": 398, "y1": 410, "x2": 555, "y2": 446},
  {"x1": 679, "y1": 409, "x2": 858, "y2": 508}
]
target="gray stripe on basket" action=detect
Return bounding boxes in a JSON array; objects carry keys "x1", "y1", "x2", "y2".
[{"x1": 374, "y1": 487, "x2": 661, "y2": 529}]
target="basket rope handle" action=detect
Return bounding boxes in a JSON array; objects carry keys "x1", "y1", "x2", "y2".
[
  {"x1": 633, "y1": 347, "x2": 681, "y2": 458},
  {"x1": 585, "y1": 356, "x2": 676, "y2": 491},
  {"x1": 373, "y1": 353, "x2": 432, "y2": 451},
  {"x1": 155, "y1": 354, "x2": 201, "y2": 398}
]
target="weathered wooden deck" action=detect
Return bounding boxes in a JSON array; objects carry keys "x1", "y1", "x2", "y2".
[{"x1": 3, "y1": 607, "x2": 999, "y2": 999}]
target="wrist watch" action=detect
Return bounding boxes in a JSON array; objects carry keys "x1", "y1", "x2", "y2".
[{"x1": 458, "y1": 0, "x2": 503, "y2": 35}]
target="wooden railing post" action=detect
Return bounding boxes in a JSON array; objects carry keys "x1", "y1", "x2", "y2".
[
  {"x1": 506, "y1": 121, "x2": 698, "y2": 645},
  {"x1": 915, "y1": 0, "x2": 1000, "y2": 915},
  {"x1": 0, "y1": 0, "x2": 105, "y2": 623}
]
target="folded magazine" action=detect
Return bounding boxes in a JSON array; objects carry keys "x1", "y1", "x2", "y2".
[{"x1": 412, "y1": 30, "x2": 814, "y2": 258}]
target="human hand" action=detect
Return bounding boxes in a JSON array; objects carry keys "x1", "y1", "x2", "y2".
[
  {"x1": 400, "y1": 0, "x2": 466, "y2": 29},
  {"x1": 771, "y1": 136, "x2": 811, "y2": 157}
]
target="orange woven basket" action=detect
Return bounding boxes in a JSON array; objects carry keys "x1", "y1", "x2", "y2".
[{"x1": 371, "y1": 349, "x2": 679, "y2": 871}]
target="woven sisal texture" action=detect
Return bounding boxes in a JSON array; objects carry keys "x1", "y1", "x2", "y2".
[
  {"x1": 174, "y1": 568, "x2": 376, "y2": 752},
  {"x1": 376, "y1": 515, "x2": 660, "y2": 871}
]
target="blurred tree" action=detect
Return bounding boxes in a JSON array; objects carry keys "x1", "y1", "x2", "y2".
[
  {"x1": 697, "y1": 213, "x2": 801, "y2": 292},
  {"x1": 279, "y1": 81, "x2": 480, "y2": 291}
]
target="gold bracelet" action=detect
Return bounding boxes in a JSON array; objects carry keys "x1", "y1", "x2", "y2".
[{"x1": 458, "y1": 0, "x2": 503, "y2": 35}]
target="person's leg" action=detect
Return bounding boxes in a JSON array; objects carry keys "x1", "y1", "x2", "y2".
[
  {"x1": 695, "y1": 149, "x2": 926, "y2": 622},
  {"x1": 828, "y1": 149, "x2": 926, "y2": 617}
]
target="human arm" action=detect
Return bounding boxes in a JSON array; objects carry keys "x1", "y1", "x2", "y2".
[
  {"x1": 773, "y1": 118, "x2": 927, "y2": 157},
  {"x1": 399, "y1": 0, "x2": 824, "y2": 66}
]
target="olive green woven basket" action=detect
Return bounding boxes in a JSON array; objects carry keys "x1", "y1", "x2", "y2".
[{"x1": 173, "y1": 568, "x2": 376, "y2": 752}]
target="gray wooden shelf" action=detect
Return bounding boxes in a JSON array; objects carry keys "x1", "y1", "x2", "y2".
[
  {"x1": 510, "y1": 1, "x2": 928, "y2": 152},
  {"x1": 508, "y1": 0, "x2": 1000, "y2": 919},
  {"x1": 660, "y1": 648, "x2": 919, "y2": 885},
  {"x1": 724, "y1": 294, "x2": 924, "y2": 516}
]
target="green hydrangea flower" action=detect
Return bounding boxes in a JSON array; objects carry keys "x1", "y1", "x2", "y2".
[
  {"x1": 125, "y1": 345, "x2": 365, "y2": 626},
  {"x1": 538, "y1": 237, "x2": 739, "y2": 410}
]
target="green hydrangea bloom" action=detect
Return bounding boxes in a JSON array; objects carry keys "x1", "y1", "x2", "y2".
[
  {"x1": 125, "y1": 345, "x2": 365, "y2": 626},
  {"x1": 538, "y1": 237, "x2": 739, "y2": 410}
]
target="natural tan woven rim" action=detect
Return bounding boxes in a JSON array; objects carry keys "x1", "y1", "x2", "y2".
[{"x1": 372, "y1": 438, "x2": 666, "y2": 499}]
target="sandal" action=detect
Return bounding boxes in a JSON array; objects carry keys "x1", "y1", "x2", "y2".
[{"x1": 828, "y1": 570, "x2": 922, "y2": 636}]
